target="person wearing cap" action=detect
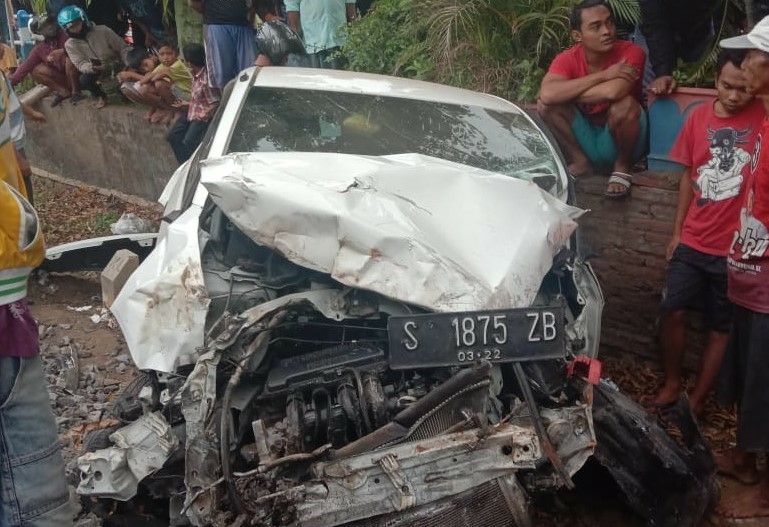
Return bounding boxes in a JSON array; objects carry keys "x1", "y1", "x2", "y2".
[{"x1": 714, "y1": 17, "x2": 769, "y2": 518}]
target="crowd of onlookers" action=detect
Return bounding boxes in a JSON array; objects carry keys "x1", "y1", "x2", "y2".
[
  {"x1": 2, "y1": 0, "x2": 367, "y2": 164},
  {"x1": 540, "y1": 1, "x2": 769, "y2": 518}
]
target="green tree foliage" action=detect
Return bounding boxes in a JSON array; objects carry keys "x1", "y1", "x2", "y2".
[
  {"x1": 341, "y1": 0, "x2": 433, "y2": 78},
  {"x1": 342, "y1": 0, "x2": 639, "y2": 101}
]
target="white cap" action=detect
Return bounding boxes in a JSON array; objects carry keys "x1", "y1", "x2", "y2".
[{"x1": 721, "y1": 15, "x2": 769, "y2": 52}]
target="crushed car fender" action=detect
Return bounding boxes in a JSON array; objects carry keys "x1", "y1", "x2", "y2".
[{"x1": 110, "y1": 206, "x2": 210, "y2": 372}]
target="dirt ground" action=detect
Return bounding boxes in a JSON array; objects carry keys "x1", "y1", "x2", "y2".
[{"x1": 29, "y1": 178, "x2": 766, "y2": 526}]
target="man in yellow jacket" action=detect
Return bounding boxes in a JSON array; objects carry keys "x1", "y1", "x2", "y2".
[{"x1": 0, "y1": 71, "x2": 72, "y2": 524}]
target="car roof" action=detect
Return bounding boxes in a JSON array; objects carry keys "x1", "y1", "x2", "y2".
[{"x1": 249, "y1": 67, "x2": 523, "y2": 114}]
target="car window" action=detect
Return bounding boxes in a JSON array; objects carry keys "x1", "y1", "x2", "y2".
[{"x1": 226, "y1": 87, "x2": 562, "y2": 194}]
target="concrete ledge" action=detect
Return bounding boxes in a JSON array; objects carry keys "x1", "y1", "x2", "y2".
[{"x1": 24, "y1": 95, "x2": 178, "y2": 201}]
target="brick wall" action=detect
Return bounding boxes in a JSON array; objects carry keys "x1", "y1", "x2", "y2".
[{"x1": 575, "y1": 172, "x2": 705, "y2": 362}]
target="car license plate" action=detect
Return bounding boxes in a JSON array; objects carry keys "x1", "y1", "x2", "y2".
[{"x1": 387, "y1": 306, "x2": 566, "y2": 369}]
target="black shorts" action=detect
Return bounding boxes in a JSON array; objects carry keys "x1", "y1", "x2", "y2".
[
  {"x1": 717, "y1": 305, "x2": 769, "y2": 452},
  {"x1": 659, "y1": 244, "x2": 731, "y2": 332}
]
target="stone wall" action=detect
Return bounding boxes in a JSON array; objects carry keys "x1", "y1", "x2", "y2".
[{"x1": 24, "y1": 98, "x2": 178, "y2": 201}]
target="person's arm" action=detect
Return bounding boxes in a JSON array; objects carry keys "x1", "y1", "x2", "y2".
[
  {"x1": 117, "y1": 69, "x2": 143, "y2": 82},
  {"x1": 579, "y1": 45, "x2": 644, "y2": 103},
  {"x1": 539, "y1": 61, "x2": 636, "y2": 105},
  {"x1": 104, "y1": 27, "x2": 132, "y2": 66},
  {"x1": 285, "y1": 0, "x2": 301, "y2": 33},
  {"x1": 65, "y1": 40, "x2": 93, "y2": 73},
  {"x1": 577, "y1": 77, "x2": 635, "y2": 104},
  {"x1": 667, "y1": 168, "x2": 693, "y2": 260},
  {"x1": 20, "y1": 102, "x2": 44, "y2": 123},
  {"x1": 10, "y1": 47, "x2": 42, "y2": 86},
  {"x1": 346, "y1": 1, "x2": 357, "y2": 22},
  {"x1": 639, "y1": 0, "x2": 675, "y2": 80},
  {"x1": 188, "y1": 0, "x2": 203, "y2": 14},
  {"x1": 140, "y1": 66, "x2": 168, "y2": 84}
]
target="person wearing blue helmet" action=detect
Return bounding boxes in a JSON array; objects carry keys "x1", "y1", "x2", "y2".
[{"x1": 58, "y1": 4, "x2": 131, "y2": 109}]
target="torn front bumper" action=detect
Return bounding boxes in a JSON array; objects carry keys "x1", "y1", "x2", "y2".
[{"x1": 284, "y1": 403, "x2": 593, "y2": 527}]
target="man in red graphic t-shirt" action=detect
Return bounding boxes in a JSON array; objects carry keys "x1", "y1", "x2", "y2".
[
  {"x1": 713, "y1": 16, "x2": 769, "y2": 519},
  {"x1": 538, "y1": 0, "x2": 646, "y2": 199},
  {"x1": 651, "y1": 50, "x2": 763, "y2": 417}
]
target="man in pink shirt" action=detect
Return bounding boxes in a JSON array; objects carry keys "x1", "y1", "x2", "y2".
[{"x1": 539, "y1": 0, "x2": 647, "y2": 198}]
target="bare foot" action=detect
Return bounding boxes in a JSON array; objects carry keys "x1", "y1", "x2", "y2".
[
  {"x1": 143, "y1": 109, "x2": 156, "y2": 121},
  {"x1": 567, "y1": 159, "x2": 592, "y2": 177},
  {"x1": 94, "y1": 97, "x2": 107, "y2": 110},
  {"x1": 717, "y1": 485, "x2": 769, "y2": 518},
  {"x1": 649, "y1": 380, "x2": 681, "y2": 408},
  {"x1": 149, "y1": 109, "x2": 164, "y2": 124},
  {"x1": 160, "y1": 109, "x2": 174, "y2": 125},
  {"x1": 716, "y1": 451, "x2": 759, "y2": 485}
]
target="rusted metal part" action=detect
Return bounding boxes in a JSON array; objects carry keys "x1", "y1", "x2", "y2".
[
  {"x1": 512, "y1": 362, "x2": 574, "y2": 489},
  {"x1": 221, "y1": 311, "x2": 288, "y2": 514},
  {"x1": 378, "y1": 454, "x2": 416, "y2": 511},
  {"x1": 297, "y1": 422, "x2": 542, "y2": 527}
]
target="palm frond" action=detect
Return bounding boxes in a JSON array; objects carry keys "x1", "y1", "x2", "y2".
[
  {"x1": 606, "y1": 0, "x2": 640, "y2": 25},
  {"x1": 422, "y1": 0, "x2": 488, "y2": 62}
]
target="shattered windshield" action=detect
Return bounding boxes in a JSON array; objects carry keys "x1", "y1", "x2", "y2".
[{"x1": 226, "y1": 87, "x2": 563, "y2": 194}]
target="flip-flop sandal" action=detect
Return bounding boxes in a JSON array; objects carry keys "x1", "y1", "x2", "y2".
[
  {"x1": 605, "y1": 171, "x2": 632, "y2": 199},
  {"x1": 50, "y1": 94, "x2": 65, "y2": 107},
  {"x1": 70, "y1": 93, "x2": 85, "y2": 105}
]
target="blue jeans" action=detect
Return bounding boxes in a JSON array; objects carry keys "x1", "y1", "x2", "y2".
[{"x1": 0, "y1": 357, "x2": 71, "y2": 527}]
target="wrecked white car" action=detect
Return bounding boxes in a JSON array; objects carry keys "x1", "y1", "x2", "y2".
[{"x1": 75, "y1": 68, "x2": 716, "y2": 526}]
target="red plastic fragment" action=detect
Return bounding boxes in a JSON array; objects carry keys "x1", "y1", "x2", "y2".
[{"x1": 567, "y1": 355, "x2": 602, "y2": 385}]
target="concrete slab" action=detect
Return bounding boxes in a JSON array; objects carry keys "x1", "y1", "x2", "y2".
[{"x1": 101, "y1": 249, "x2": 140, "y2": 308}]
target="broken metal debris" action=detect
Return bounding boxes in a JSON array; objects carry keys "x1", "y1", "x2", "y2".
[{"x1": 77, "y1": 412, "x2": 179, "y2": 500}]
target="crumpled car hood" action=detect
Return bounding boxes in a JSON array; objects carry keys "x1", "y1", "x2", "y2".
[
  {"x1": 202, "y1": 152, "x2": 583, "y2": 312},
  {"x1": 113, "y1": 152, "x2": 582, "y2": 372}
]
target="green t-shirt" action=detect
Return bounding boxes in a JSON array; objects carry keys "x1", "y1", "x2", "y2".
[
  {"x1": 154, "y1": 59, "x2": 192, "y2": 96},
  {"x1": 284, "y1": 0, "x2": 356, "y2": 53}
]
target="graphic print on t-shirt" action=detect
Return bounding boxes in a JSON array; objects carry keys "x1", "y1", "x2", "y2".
[
  {"x1": 696, "y1": 126, "x2": 752, "y2": 205},
  {"x1": 731, "y1": 189, "x2": 769, "y2": 266}
]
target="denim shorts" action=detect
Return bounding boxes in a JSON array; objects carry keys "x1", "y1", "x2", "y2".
[
  {"x1": 660, "y1": 244, "x2": 732, "y2": 332},
  {"x1": 0, "y1": 356, "x2": 71, "y2": 527}
]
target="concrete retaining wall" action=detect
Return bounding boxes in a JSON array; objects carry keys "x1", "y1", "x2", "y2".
[
  {"x1": 24, "y1": 99, "x2": 681, "y2": 360},
  {"x1": 24, "y1": 98, "x2": 178, "y2": 201}
]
